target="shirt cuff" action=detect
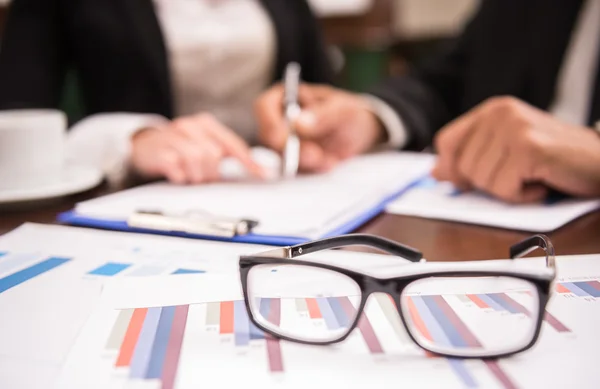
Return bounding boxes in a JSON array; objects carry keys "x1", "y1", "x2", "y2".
[
  {"x1": 66, "y1": 113, "x2": 169, "y2": 186},
  {"x1": 361, "y1": 94, "x2": 410, "y2": 149}
]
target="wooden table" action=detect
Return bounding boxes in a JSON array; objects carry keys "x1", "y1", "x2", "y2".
[{"x1": 2, "y1": 184, "x2": 599, "y2": 262}]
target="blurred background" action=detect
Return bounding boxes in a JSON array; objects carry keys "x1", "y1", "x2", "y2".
[{"x1": 0, "y1": 0, "x2": 479, "y2": 122}]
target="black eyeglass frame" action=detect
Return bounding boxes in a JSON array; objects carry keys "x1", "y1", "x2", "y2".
[{"x1": 239, "y1": 233, "x2": 556, "y2": 359}]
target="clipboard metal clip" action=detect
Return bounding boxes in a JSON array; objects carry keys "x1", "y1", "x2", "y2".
[{"x1": 127, "y1": 209, "x2": 259, "y2": 238}]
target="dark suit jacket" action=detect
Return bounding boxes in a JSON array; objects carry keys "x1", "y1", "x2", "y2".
[
  {"x1": 371, "y1": 0, "x2": 600, "y2": 150},
  {"x1": 0, "y1": 0, "x2": 333, "y2": 119}
]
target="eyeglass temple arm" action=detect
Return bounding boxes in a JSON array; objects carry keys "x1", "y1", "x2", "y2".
[
  {"x1": 288, "y1": 234, "x2": 423, "y2": 262},
  {"x1": 509, "y1": 234, "x2": 556, "y2": 269}
]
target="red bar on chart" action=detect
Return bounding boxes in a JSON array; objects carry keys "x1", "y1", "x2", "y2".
[
  {"x1": 116, "y1": 308, "x2": 148, "y2": 367},
  {"x1": 544, "y1": 311, "x2": 570, "y2": 333},
  {"x1": 305, "y1": 298, "x2": 322, "y2": 319},
  {"x1": 161, "y1": 305, "x2": 189, "y2": 389},
  {"x1": 220, "y1": 301, "x2": 234, "y2": 334},
  {"x1": 556, "y1": 284, "x2": 571, "y2": 294},
  {"x1": 588, "y1": 281, "x2": 600, "y2": 291},
  {"x1": 484, "y1": 360, "x2": 518, "y2": 389},
  {"x1": 466, "y1": 294, "x2": 489, "y2": 309},
  {"x1": 266, "y1": 298, "x2": 284, "y2": 373},
  {"x1": 406, "y1": 297, "x2": 433, "y2": 341},
  {"x1": 338, "y1": 297, "x2": 383, "y2": 354}
]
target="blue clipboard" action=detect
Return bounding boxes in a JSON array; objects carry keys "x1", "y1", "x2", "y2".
[{"x1": 58, "y1": 175, "x2": 426, "y2": 246}]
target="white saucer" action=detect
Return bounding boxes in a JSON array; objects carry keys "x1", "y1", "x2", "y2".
[{"x1": 0, "y1": 165, "x2": 103, "y2": 204}]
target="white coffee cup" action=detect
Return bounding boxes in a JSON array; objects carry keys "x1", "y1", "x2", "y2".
[{"x1": 0, "y1": 109, "x2": 67, "y2": 191}]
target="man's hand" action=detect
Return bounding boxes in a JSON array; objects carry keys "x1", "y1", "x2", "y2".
[
  {"x1": 256, "y1": 83, "x2": 386, "y2": 172},
  {"x1": 432, "y1": 96, "x2": 600, "y2": 202},
  {"x1": 131, "y1": 113, "x2": 265, "y2": 184}
]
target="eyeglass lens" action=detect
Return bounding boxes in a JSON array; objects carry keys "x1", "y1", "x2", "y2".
[
  {"x1": 247, "y1": 264, "x2": 362, "y2": 343},
  {"x1": 400, "y1": 276, "x2": 540, "y2": 357},
  {"x1": 248, "y1": 264, "x2": 540, "y2": 357}
]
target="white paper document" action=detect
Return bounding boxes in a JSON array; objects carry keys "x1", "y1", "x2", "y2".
[
  {"x1": 57, "y1": 254, "x2": 600, "y2": 389},
  {"x1": 386, "y1": 176, "x2": 600, "y2": 232},
  {"x1": 73, "y1": 152, "x2": 435, "y2": 239},
  {"x1": 0, "y1": 223, "x2": 405, "y2": 389}
]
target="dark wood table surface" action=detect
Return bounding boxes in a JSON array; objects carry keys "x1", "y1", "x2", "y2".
[{"x1": 2, "y1": 183, "x2": 599, "y2": 261}]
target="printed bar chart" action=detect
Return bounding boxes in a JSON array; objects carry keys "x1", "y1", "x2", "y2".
[
  {"x1": 113, "y1": 306, "x2": 189, "y2": 389},
  {"x1": 556, "y1": 281, "x2": 600, "y2": 298},
  {"x1": 466, "y1": 293, "x2": 571, "y2": 333},
  {"x1": 0, "y1": 256, "x2": 71, "y2": 294}
]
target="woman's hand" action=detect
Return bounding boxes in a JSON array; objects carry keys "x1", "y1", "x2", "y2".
[{"x1": 131, "y1": 113, "x2": 265, "y2": 184}]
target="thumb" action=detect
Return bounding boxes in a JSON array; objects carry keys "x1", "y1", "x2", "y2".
[{"x1": 295, "y1": 100, "x2": 343, "y2": 140}]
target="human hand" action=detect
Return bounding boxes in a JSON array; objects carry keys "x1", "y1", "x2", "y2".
[
  {"x1": 130, "y1": 113, "x2": 265, "y2": 184},
  {"x1": 256, "y1": 83, "x2": 386, "y2": 172},
  {"x1": 432, "y1": 96, "x2": 600, "y2": 202}
]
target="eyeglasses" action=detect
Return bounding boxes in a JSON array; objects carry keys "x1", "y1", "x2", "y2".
[{"x1": 239, "y1": 234, "x2": 556, "y2": 359}]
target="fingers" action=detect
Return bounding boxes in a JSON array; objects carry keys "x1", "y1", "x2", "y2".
[
  {"x1": 432, "y1": 110, "x2": 479, "y2": 187},
  {"x1": 256, "y1": 84, "x2": 287, "y2": 151},
  {"x1": 487, "y1": 149, "x2": 548, "y2": 203},
  {"x1": 195, "y1": 114, "x2": 266, "y2": 178},
  {"x1": 299, "y1": 140, "x2": 338, "y2": 173}
]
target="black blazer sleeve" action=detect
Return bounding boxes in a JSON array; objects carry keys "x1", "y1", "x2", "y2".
[
  {"x1": 265, "y1": 0, "x2": 335, "y2": 85},
  {"x1": 369, "y1": 7, "x2": 482, "y2": 151},
  {"x1": 296, "y1": 0, "x2": 335, "y2": 84},
  {"x1": 0, "y1": 0, "x2": 69, "y2": 110}
]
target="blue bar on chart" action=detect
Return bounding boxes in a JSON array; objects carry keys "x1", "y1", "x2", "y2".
[
  {"x1": 88, "y1": 262, "x2": 132, "y2": 276},
  {"x1": 0, "y1": 257, "x2": 71, "y2": 294},
  {"x1": 146, "y1": 306, "x2": 176, "y2": 379},
  {"x1": 171, "y1": 268, "x2": 206, "y2": 275},
  {"x1": 316, "y1": 298, "x2": 340, "y2": 330},
  {"x1": 129, "y1": 307, "x2": 162, "y2": 378},
  {"x1": 0, "y1": 251, "x2": 7, "y2": 257},
  {"x1": 234, "y1": 300, "x2": 251, "y2": 346},
  {"x1": 571, "y1": 282, "x2": 600, "y2": 298}
]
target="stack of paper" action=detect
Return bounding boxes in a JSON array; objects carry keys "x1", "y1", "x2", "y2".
[
  {"x1": 386, "y1": 176, "x2": 600, "y2": 232},
  {"x1": 64, "y1": 152, "x2": 435, "y2": 243}
]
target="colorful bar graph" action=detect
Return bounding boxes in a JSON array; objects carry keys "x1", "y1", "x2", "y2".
[
  {"x1": 88, "y1": 262, "x2": 131, "y2": 277},
  {"x1": 171, "y1": 268, "x2": 205, "y2": 275},
  {"x1": 130, "y1": 307, "x2": 162, "y2": 378},
  {"x1": 466, "y1": 294, "x2": 490, "y2": 309},
  {"x1": 409, "y1": 296, "x2": 518, "y2": 389},
  {"x1": 339, "y1": 297, "x2": 383, "y2": 354},
  {"x1": 162, "y1": 306, "x2": 189, "y2": 389},
  {"x1": 560, "y1": 282, "x2": 589, "y2": 297},
  {"x1": 571, "y1": 282, "x2": 600, "y2": 298},
  {"x1": 106, "y1": 309, "x2": 134, "y2": 351},
  {"x1": 116, "y1": 308, "x2": 148, "y2": 367},
  {"x1": 588, "y1": 281, "x2": 600, "y2": 291},
  {"x1": 448, "y1": 359, "x2": 477, "y2": 388},
  {"x1": 220, "y1": 301, "x2": 234, "y2": 334},
  {"x1": 0, "y1": 257, "x2": 70, "y2": 294}
]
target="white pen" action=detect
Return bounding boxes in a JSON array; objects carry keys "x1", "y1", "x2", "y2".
[{"x1": 281, "y1": 62, "x2": 302, "y2": 178}]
